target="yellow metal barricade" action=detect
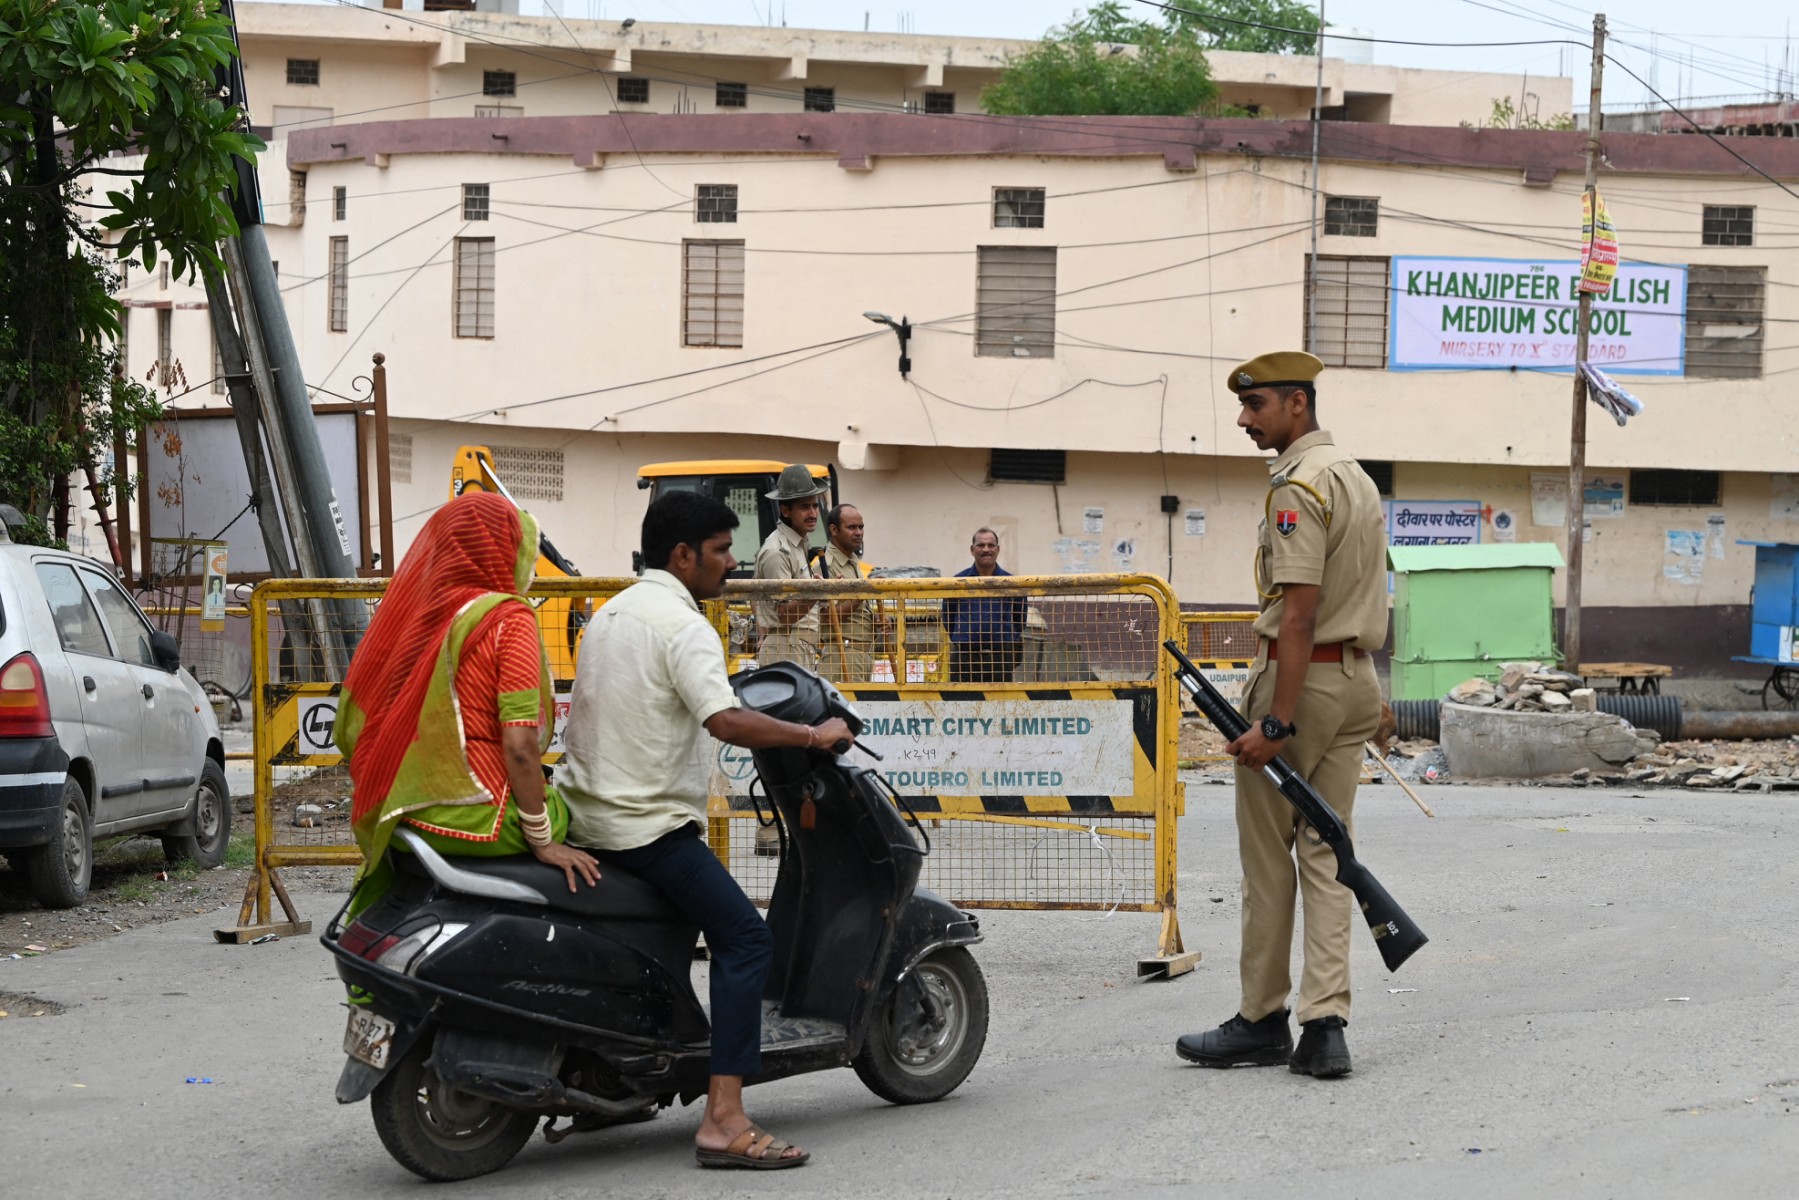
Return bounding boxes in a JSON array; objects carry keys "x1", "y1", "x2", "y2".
[
  {"x1": 1177, "y1": 611, "x2": 1260, "y2": 765},
  {"x1": 232, "y1": 574, "x2": 1196, "y2": 974}
]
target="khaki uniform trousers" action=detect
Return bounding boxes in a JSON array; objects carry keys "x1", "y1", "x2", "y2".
[
  {"x1": 759, "y1": 631, "x2": 820, "y2": 672},
  {"x1": 1234, "y1": 651, "x2": 1380, "y2": 1025},
  {"x1": 825, "y1": 640, "x2": 875, "y2": 684}
]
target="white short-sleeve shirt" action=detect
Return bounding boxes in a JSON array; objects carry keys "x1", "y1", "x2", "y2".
[{"x1": 557, "y1": 570, "x2": 741, "y2": 851}]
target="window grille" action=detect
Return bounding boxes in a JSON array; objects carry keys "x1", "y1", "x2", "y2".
[
  {"x1": 993, "y1": 187, "x2": 1046, "y2": 229},
  {"x1": 696, "y1": 184, "x2": 738, "y2": 224},
  {"x1": 716, "y1": 81, "x2": 748, "y2": 108},
  {"x1": 1360, "y1": 460, "x2": 1394, "y2": 497},
  {"x1": 976, "y1": 246, "x2": 1056, "y2": 358},
  {"x1": 286, "y1": 59, "x2": 319, "y2": 86},
  {"x1": 683, "y1": 240, "x2": 745, "y2": 348},
  {"x1": 328, "y1": 236, "x2": 349, "y2": 332},
  {"x1": 489, "y1": 446, "x2": 564, "y2": 502},
  {"x1": 462, "y1": 182, "x2": 490, "y2": 222},
  {"x1": 924, "y1": 91, "x2": 956, "y2": 114},
  {"x1": 1324, "y1": 195, "x2": 1379, "y2": 237},
  {"x1": 1304, "y1": 255, "x2": 1389, "y2": 368},
  {"x1": 1629, "y1": 469, "x2": 1720, "y2": 507},
  {"x1": 1701, "y1": 205, "x2": 1753, "y2": 247},
  {"x1": 453, "y1": 237, "x2": 495, "y2": 339},
  {"x1": 617, "y1": 77, "x2": 650, "y2": 104},
  {"x1": 389, "y1": 433, "x2": 413, "y2": 486},
  {"x1": 988, "y1": 449, "x2": 1066, "y2": 484},
  {"x1": 482, "y1": 70, "x2": 516, "y2": 97},
  {"x1": 1684, "y1": 264, "x2": 1764, "y2": 379},
  {"x1": 332, "y1": 186, "x2": 346, "y2": 221},
  {"x1": 803, "y1": 87, "x2": 835, "y2": 112}
]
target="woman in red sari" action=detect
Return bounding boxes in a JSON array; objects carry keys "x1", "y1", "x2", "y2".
[{"x1": 335, "y1": 491, "x2": 598, "y2": 898}]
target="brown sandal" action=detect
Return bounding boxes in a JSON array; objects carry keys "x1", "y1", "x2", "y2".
[{"x1": 695, "y1": 1127, "x2": 810, "y2": 1170}]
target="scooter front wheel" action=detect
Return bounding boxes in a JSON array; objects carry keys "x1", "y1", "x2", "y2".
[
  {"x1": 369, "y1": 1041, "x2": 539, "y2": 1181},
  {"x1": 853, "y1": 946, "x2": 989, "y2": 1104}
]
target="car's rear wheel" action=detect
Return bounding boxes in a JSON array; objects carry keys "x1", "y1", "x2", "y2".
[
  {"x1": 162, "y1": 759, "x2": 231, "y2": 868},
  {"x1": 26, "y1": 777, "x2": 92, "y2": 909}
]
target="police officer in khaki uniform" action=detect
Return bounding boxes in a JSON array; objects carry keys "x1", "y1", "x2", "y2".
[
  {"x1": 1176, "y1": 351, "x2": 1388, "y2": 1080},
  {"x1": 753, "y1": 464, "x2": 825, "y2": 671},
  {"x1": 817, "y1": 503, "x2": 883, "y2": 683}
]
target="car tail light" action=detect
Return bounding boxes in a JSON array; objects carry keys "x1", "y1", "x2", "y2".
[{"x1": 0, "y1": 653, "x2": 54, "y2": 738}]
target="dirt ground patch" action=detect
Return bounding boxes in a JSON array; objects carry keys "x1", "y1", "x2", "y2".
[{"x1": 0, "y1": 823, "x2": 353, "y2": 957}]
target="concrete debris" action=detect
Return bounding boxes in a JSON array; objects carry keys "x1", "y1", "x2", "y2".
[
  {"x1": 1446, "y1": 665, "x2": 1590, "y2": 715},
  {"x1": 1540, "y1": 691, "x2": 1573, "y2": 712},
  {"x1": 1440, "y1": 701, "x2": 1659, "y2": 779},
  {"x1": 1571, "y1": 688, "x2": 1598, "y2": 713},
  {"x1": 1448, "y1": 678, "x2": 1498, "y2": 706},
  {"x1": 1621, "y1": 738, "x2": 1799, "y2": 790}
]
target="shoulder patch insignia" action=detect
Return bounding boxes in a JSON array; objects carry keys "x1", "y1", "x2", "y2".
[{"x1": 1275, "y1": 509, "x2": 1299, "y2": 537}]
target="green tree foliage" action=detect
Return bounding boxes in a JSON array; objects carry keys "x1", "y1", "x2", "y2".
[
  {"x1": 1162, "y1": 0, "x2": 1324, "y2": 55},
  {"x1": 983, "y1": 1, "x2": 1326, "y2": 118},
  {"x1": 0, "y1": 0, "x2": 262, "y2": 544},
  {"x1": 1481, "y1": 95, "x2": 1577, "y2": 131},
  {"x1": 982, "y1": 3, "x2": 1222, "y2": 117}
]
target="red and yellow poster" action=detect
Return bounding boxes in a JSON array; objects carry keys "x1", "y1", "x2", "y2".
[{"x1": 1579, "y1": 188, "x2": 1618, "y2": 294}]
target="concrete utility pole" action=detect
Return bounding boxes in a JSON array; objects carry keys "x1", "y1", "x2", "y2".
[
  {"x1": 1306, "y1": 0, "x2": 1327, "y2": 345},
  {"x1": 1563, "y1": 13, "x2": 1606, "y2": 672}
]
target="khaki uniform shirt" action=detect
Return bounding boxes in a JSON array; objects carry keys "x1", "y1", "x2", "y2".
[
  {"x1": 753, "y1": 521, "x2": 820, "y2": 643},
  {"x1": 1251, "y1": 430, "x2": 1388, "y2": 651},
  {"x1": 818, "y1": 545, "x2": 878, "y2": 644},
  {"x1": 557, "y1": 570, "x2": 742, "y2": 851}
]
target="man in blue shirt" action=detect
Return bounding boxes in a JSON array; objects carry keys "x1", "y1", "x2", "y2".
[{"x1": 944, "y1": 527, "x2": 1027, "y2": 684}]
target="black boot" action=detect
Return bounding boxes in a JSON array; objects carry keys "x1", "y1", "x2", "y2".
[
  {"x1": 1174, "y1": 1011, "x2": 1292, "y2": 1067},
  {"x1": 1288, "y1": 1016, "x2": 1352, "y2": 1078}
]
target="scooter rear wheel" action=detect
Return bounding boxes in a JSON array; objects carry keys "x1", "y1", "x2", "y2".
[
  {"x1": 853, "y1": 946, "x2": 988, "y2": 1104},
  {"x1": 369, "y1": 1040, "x2": 539, "y2": 1181}
]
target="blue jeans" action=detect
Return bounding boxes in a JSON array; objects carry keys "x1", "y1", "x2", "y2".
[{"x1": 594, "y1": 823, "x2": 773, "y2": 1077}]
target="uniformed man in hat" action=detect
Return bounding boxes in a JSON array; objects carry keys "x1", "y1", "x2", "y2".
[
  {"x1": 817, "y1": 503, "x2": 883, "y2": 683},
  {"x1": 753, "y1": 464, "x2": 826, "y2": 672},
  {"x1": 1175, "y1": 351, "x2": 1387, "y2": 1080}
]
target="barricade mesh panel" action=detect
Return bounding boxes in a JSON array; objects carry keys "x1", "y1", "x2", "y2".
[{"x1": 1181, "y1": 612, "x2": 1258, "y2": 662}]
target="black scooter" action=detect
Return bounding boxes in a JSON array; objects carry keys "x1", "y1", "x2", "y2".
[{"x1": 323, "y1": 663, "x2": 988, "y2": 1181}]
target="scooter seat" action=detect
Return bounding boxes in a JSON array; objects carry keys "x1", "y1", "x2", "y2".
[{"x1": 395, "y1": 850, "x2": 686, "y2": 922}]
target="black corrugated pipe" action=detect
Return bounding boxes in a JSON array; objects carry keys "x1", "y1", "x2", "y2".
[{"x1": 1595, "y1": 694, "x2": 1683, "y2": 740}]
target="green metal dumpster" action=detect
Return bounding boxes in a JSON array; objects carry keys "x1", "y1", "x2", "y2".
[{"x1": 1387, "y1": 543, "x2": 1565, "y2": 700}]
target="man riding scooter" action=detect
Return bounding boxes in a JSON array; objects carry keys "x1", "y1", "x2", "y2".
[{"x1": 555, "y1": 491, "x2": 850, "y2": 1170}]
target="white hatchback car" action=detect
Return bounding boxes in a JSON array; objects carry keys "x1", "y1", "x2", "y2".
[{"x1": 0, "y1": 525, "x2": 227, "y2": 908}]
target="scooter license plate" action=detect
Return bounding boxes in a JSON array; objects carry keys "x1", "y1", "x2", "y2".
[{"x1": 343, "y1": 1009, "x2": 396, "y2": 1070}]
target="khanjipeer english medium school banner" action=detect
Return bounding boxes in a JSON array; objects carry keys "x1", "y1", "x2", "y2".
[{"x1": 1389, "y1": 256, "x2": 1686, "y2": 376}]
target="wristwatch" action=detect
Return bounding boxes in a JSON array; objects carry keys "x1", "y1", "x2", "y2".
[{"x1": 1260, "y1": 714, "x2": 1296, "y2": 741}]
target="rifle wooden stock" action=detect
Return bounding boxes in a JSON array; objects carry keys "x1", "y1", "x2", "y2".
[{"x1": 1164, "y1": 640, "x2": 1428, "y2": 973}]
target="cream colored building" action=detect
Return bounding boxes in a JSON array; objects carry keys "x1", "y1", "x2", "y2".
[{"x1": 119, "y1": 5, "x2": 1796, "y2": 672}]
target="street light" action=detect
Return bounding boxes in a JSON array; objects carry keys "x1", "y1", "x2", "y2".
[{"x1": 863, "y1": 310, "x2": 912, "y2": 379}]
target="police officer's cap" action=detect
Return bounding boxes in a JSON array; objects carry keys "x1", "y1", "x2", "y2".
[
  {"x1": 1225, "y1": 351, "x2": 1324, "y2": 395},
  {"x1": 766, "y1": 464, "x2": 827, "y2": 502}
]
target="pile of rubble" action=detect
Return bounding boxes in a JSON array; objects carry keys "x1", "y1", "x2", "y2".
[
  {"x1": 1447, "y1": 662, "x2": 1597, "y2": 714},
  {"x1": 1619, "y1": 738, "x2": 1799, "y2": 792}
]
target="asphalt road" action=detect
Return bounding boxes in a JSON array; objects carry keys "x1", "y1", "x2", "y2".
[{"x1": 3, "y1": 779, "x2": 1795, "y2": 1199}]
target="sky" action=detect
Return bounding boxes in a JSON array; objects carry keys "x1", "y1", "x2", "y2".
[{"x1": 285, "y1": 0, "x2": 1799, "y2": 116}]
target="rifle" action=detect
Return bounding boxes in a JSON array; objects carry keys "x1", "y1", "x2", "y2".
[{"x1": 1164, "y1": 640, "x2": 1428, "y2": 973}]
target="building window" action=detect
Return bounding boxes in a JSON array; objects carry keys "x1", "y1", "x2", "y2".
[
  {"x1": 158, "y1": 262, "x2": 169, "y2": 290},
  {"x1": 803, "y1": 87, "x2": 835, "y2": 113},
  {"x1": 328, "y1": 236, "x2": 349, "y2": 333},
  {"x1": 1684, "y1": 264, "x2": 1764, "y2": 379},
  {"x1": 453, "y1": 237, "x2": 495, "y2": 339},
  {"x1": 462, "y1": 182, "x2": 490, "y2": 221},
  {"x1": 1324, "y1": 195, "x2": 1379, "y2": 237},
  {"x1": 696, "y1": 184, "x2": 738, "y2": 224},
  {"x1": 489, "y1": 446, "x2": 564, "y2": 503},
  {"x1": 1629, "y1": 469, "x2": 1720, "y2": 507},
  {"x1": 716, "y1": 81, "x2": 748, "y2": 108},
  {"x1": 156, "y1": 308, "x2": 173, "y2": 389},
  {"x1": 1701, "y1": 205, "x2": 1754, "y2": 247},
  {"x1": 389, "y1": 432, "x2": 413, "y2": 487},
  {"x1": 332, "y1": 186, "x2": 346, "y2": 222},
  {"x1": 993, "y1": 187, "x2": 1046, "y2": 229},
  {"x1": 286, "y1": 58, "x2": 320, "y2": 86},
  {"x1": 1304, "y1": 255, "x2": 1389, "y2": 369},
  {"x1": 474, "y1": 103, "x2": 524, "y2": 118},
  {"x1": 617, "y1": 76, "x2": 650, "y2": 104},
  {"x1": 482, "y1": 70, "x2": 517, "y2": 97},
  {"x1": 1361, "y1": 459, "x2": 1395, "y2": 498},
  {"x1": 924, "y1": 91, "x2": 956, "y2": 114},
  {"x1": 975, "y1": 245, "x2": 1056, "y2": 359},
  {"x1": 988, "y1": 448, "x2": 1066, "y2": 484},
  {"x1": 682, "y1": 239, "x2": 745, "y2": 349}
]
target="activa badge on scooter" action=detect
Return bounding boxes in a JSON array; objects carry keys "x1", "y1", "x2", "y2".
[{"x1": 322, "y1": 661, "x2": 989, "y2": 1183}]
